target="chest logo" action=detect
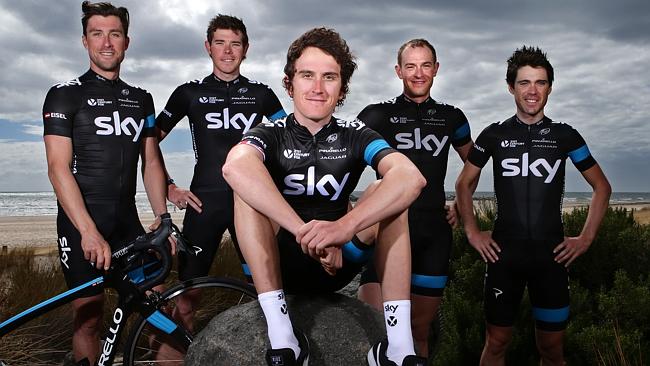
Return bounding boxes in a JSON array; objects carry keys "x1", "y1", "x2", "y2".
[
  {"x1": 94, "y1": 111, "x2": 144, "y2": 142},
  {"x1": 395, "y1": 128, "x2": 448, "y2": 156},
  {"x1": 283, "y1": 166, "x2": 350, "y2": 201},
  {"x1": 501, "y1": 153, "x2": 561, "y2": 183},
  {"x1": 205, "y1": 108, "x2": 257, "y2": 133}
]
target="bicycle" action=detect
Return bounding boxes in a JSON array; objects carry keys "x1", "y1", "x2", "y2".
[{"x1": 0, "y1": 213, "x2": 256, "y2": 366}]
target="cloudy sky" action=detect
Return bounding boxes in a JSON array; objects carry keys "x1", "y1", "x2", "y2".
[{"x1": 0, "y1": 0, "x2": 648, "y2": 193}]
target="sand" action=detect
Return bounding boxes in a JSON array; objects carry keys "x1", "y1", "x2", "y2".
[{"x1": 0, "y1": 204, "x2": 648, "y2": 252}]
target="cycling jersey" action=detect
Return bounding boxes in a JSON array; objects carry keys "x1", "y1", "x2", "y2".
[
  {"x1": 357, "y1": 94, "x2": 471, "y2": 211},
  {"x1": 468, "y1": 116, "x2": 596, "y2": 241},
  {"x1": 156, "y1": 74, "x2": 286, "y2": 192},
  {"x1": 43, "y1": 69, "x2": 156, "y2": 203},
  {"x1": 240, "y1": 114, "x2": 396, "y2": 222}
]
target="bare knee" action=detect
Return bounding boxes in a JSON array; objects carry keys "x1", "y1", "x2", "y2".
[
  {"x1": 483, "y1": 328, "x2": 512, "y2": 357},
  {"x1": 536, "y1": 330, "x2": 564, "y2": 365},
  {"x1": 72, "y1": 295, "x2": 103, "y2": 334}
]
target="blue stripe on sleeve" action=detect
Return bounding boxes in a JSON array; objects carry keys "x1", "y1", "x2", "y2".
[
  {"x1": 533, "y1": 306, "x2": 570, "y2": 323},
  {"x1": 269, "y1": 109, "x2": 287, "y2": 121},
  {"x1": 411, "y1": 274, "x2": 448, "y2": 289},
  {"x1": 242, "y1": 263, "x2": 251, "y2": 276},
  {"x1": 146, "y1": 310, "x2": 178, "y2": 334},
  {"x1": 364, "y1": 139, "x2": 391, "y2": 166},
  {"x1": 453, "y1": 122, "x2": 471, "y2": 141},
  {"x1": 145, "y1": 114, "x2": 155, "y2": 128},
  {"x1": 341, "y1": 241, "x2": 373, "y2": 263},
  {"x1": 568, "y1": 145, "x2": 591, "y2": 163}
]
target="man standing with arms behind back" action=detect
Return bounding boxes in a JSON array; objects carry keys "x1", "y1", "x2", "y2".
[
  {"x1": 456, "y1": 46, "x2": 611, "y2": 365},
  {"x1": 357, "y1": 39, "x2": 473, "y2": 357},
  {"x1": 154, "y1": 13, "x2": 286, "y2": 333},
  {"x1": 43, "y1": 2, "x2": 168, "y2": 364}
]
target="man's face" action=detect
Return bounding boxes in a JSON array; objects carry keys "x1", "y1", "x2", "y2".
[
  {"x1": 288, "y1": 47, "x2": 343, "y2": 126},
  {"x1": 509, "y1": 65, "x2": 552, "y2": 123},
  {"x1": 205, "y1": 29, "x2": 248, "y2": 80},
  {"x1": 82, "y1": 15, "x2": 129, "y2": 77},
  {"x1": 395, "y1": 46, "x2": 438, "y2": 103}
]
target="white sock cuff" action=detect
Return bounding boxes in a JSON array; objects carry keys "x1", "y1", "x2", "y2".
[{"x1": 258, "y1": 289, "x2": 285, "y2": 302}]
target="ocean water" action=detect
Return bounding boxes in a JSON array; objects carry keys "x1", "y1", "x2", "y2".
[{"x1": 1, "y1": 191, "x2": 649, "y2": 217}]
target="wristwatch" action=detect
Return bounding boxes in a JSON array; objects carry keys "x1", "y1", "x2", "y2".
[{"x1": 166, "y1": 178, "x2": 175, "y2": 186}]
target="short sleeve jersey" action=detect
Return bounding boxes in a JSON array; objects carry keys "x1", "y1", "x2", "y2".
[
  {"x1": 155, "y1": 74, "x2": 286, "y2": 192},
  {"x1": 468, "y1": 116, "x2": 597, "y2": 241},
  {"x1": 358, "y1": 95, "x2": 471, "y2": 210},
  {"x1": 43, "y1": 69, "x2": 156, "y2": 203},
  {"x1": 240, "y1": 114, "x2": 395, "y2": 222}
]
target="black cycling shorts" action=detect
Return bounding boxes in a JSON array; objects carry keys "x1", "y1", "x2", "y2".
[
  {"x1": 56, "y1": 202, "x2": 144, "y2": 298},
  {"x1": 484, "y1": 237, "x2": 570, "y2": 331},
  {"x1": 276, "y1": 229, "x2": 372, "y2": 294},
  {"x1": 177, "y1": 190, "x2": 243, "y2": 281},
  {"x1": 360, "y1": 208, "x2": 452, "y2": 297}
]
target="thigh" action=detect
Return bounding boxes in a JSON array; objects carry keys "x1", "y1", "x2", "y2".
[
  {"x1": 178, "y1": 190, "x2": 233, "y2": 280},
  {"x1": 528, "y1": 241, "x2": 570, "y2": 331},
  {"x1": 409, "y1": 210, "x2": 452, "y2": 297},
  {"x1": 484, "y1": 241, "x2": 527, "y2": 327}
]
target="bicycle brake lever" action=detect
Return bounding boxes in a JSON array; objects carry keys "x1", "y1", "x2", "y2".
[{"x1": 171, "y1": 224, "x2": 198, "y2": 256}]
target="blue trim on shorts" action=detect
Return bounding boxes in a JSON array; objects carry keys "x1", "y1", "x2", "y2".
[
  {"x1": 453, "y1": 122, "x2": 471, "y2": 140},
  {"x1": 269, "y1": 109, "x2": 287, "y2": 121},
  {"x1": 411, "y1": 274, "x2": 448, "y2": 289},
  {"x1": 145, "y1": 114, "x2": 155, "y2": 128},
  {"x1": 146, "y1": 310, "x2": 177, "y2": 334},
  {"x1": 568, "y1": 145, "x2": 591, "y2": 163},
  {"x1": 242, "y1": 263, "x2": 251, "y2": 276},
  {"x1": 341, "y1": 241, "x2": 372, "y2": 263},
  {"x1": 533, "y1": 306, "x2": 570, "y2": 323},
  {"x1": 364, "y1": 139, "x2": 391, "y2": 166}
]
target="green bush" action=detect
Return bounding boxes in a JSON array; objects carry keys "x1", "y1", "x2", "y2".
[{"x1": 433, "y1": 205, "x2": 650, "y2": 365}]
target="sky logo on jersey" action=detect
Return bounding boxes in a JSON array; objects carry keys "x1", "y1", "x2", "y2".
[
  {"x1": 205, "y1": 108, "x2": 257, "y2": 132},
  {"x1": 395, "y1": 128, "x2": 448, "y2": 156},
  {"x1": 283, "y1": 166, "x2": 350, "y2": 200},
  {"x1": 94, "y1": 111, "x2": 145, "y2": 142},
  {"x1": 501, "y1": 152, "x2": 561, "y2": 183}
]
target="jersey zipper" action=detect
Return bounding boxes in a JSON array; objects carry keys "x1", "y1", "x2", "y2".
[{"x1": 526, "y1": 124, "x2": 531, "y2": 239}]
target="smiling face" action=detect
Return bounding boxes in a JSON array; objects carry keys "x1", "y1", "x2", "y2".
[
  {"x1": 287, "y1": 47, "x2": 343, "y2": 130},
  {"x1": 82, "y1": 15, "x2": 129, "y2": 79},
  {"x1": 509, "y1": 65, "x2": 552, "y2": 124},
  {"x1": 205, "y1": 28, "x2": 248, "y2": 81},
  {"x1": 396, "y1": 45, "x2": 439, "y2": 103}
]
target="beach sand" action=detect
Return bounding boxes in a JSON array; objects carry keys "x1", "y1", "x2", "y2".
[{"x1": 0, "y1": 204, "x2": 648, "y2": 252}]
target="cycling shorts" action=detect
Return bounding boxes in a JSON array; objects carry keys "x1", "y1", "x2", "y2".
[
  {"x1": 177, "y1": 190, "x2": 242, "y2": 281},
  {"x1": 360, "y1": 208, "x2": 452, "y2": 297},
  {"x1": 484, "y1": 237, "x2": 570, "y2": 331},
  {"x1": 56, "y1": 202, "x2": 144, "y2": 298}
]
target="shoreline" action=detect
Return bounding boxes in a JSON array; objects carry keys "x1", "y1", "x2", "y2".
[{"x1": 0, "y1": 203, "x2": 648, "y2": 251}]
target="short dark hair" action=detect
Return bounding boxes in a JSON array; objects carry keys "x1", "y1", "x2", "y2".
[
  {"x1": 206, "y1": 14, "x2": 248, "y2": 46},
  {"x1": 506, "y1": 45, "x2": 554, "y2": 87},
  {"x1": 283, "y1": 27, "x2": 357, "y2": 107},
  {"x1": 81, "y1": 1, "x2": 129, "y2": 36},
  {"x1": 397, "y1": 39, "x2": 437, "y2": 65}
]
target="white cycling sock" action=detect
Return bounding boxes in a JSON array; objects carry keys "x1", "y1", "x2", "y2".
[
  {"x1": 258, "y1": 290, "x2": 300, "y2": 358},
  {"x1": 383, "y1": 299, "x2": 415, "y2": 364}
]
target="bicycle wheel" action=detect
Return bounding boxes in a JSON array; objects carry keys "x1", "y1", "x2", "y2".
[{"x1": 121, "y1": 276, "x2": 256, "y2": 365}]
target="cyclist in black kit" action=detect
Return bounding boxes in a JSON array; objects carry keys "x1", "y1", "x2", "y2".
[
  {"x1": 456, "y1": 46, "x2": 611, "y2": 365},
  {"x1": 223, "y1": 28, "x2": 428, "y2": 366},
  {"x1": 42, "y1": 2, "x2": 168, "y2": 364},
  {"x1": 356, "y1": 39, "x2": 473, "y2": 357},
  {"x1": 154, "y1": 14, "x2": 286, "y2": 341}
]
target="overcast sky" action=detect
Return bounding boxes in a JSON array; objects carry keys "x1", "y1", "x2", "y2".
[{"x1": 0, "y1": 0, "x2": 648, "y2": 193}]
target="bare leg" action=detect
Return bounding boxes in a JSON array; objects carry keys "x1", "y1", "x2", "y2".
[
  {"x1": 480, "y1": 323, "x2": 513, "y2": 366},
  {"x1": 411, "y1": 294, "x2": 441, "y2": 357},
  {"x1": 535, "y1": 329, "x2": 565, "y2": 366},
  {"x1": 358, "y1": 282, "x2": 383, "y2": 311},
  {"x1": 71, "y1": 294, "x2": 103, "y2": 364}
]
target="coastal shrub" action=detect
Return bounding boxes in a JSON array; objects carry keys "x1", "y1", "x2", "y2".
[{"x1": 432, "y1": 205, "x2": 650, "y2": 365}]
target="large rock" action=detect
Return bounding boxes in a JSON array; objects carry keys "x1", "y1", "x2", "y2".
[{"x1": 186, "y1": 293, "x2": 385, "y2": 365}]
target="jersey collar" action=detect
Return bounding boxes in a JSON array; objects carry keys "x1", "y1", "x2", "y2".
[
  {"x1": 399, "y1": 94, "x2": 434, "y2": 105},
  {"x1": 513, "y1": 115, "x2": 552, "y2": 127},
  {"x1": 82, "y1": 69, "x2": 123, "y2": 86},
  {"x1": 207, "y1": 73, "x2": 245, "y2": 85},
  {"x1": 288, "y1": 114, "x2": 336, "y2": 141}
]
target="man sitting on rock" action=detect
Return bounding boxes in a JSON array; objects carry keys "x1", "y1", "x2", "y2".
[{"x1": 222, "y1": 27, "x2": 428, "y2": 366}]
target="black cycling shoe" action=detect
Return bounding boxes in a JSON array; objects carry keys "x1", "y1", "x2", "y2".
[
  {"x1": 265, "y1": 327, "x2": 309, "y2": 366},
  {"x1": 367, "y1": 338, "x2": 427, "y2": 366}
]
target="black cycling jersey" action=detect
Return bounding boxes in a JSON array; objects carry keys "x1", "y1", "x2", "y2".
[
  {"x1": 357, "y1": 95, "x2": 471, "y2": 211},
  {"x1": 469, "y1": 116, "x2": 597, "y2": 241},
  {"x1": 156, "y1": 74, "x2": 286, "y2": 192},
  {"x1": 43, "y1": 69, "x2": 156, "y2": 203},
  {"x1": 240, "y1": 114, "x2": 396, "y2": 222}
]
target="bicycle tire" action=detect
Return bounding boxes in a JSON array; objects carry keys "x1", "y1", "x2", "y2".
[{"x1": 121, "y1": 276, "x2": 256, "y2": 366}]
